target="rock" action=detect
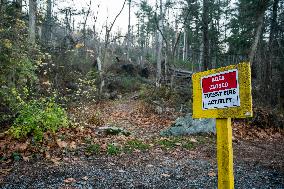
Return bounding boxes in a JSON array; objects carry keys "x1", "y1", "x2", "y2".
[
  {"x1": 160, "y1": 114, "x2": 216, "y2": 136},
  {"x1": 96, "y1": 126, "x2": 131, "y2": 136},
  {"x1": 155, "y1": 105, "x2": 163, "y2": 114}
]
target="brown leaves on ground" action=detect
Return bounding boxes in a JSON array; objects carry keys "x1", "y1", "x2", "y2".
[
  {"x1": 0, "y1": 99, "x2": 178, "y2": 162},
  {"x1": 233, "y1": 120, "x2": 284, "y2": 141},
  {"x1": 1, "y1": 98, "x2": 283, "y2": 166},
  {"x1": 56, "y1": 139, "x2": 68, "y2": 148}
]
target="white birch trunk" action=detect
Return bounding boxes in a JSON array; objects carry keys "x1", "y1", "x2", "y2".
[{"x1": 156, "y1": 0, "x2": 163, "y2": 87}]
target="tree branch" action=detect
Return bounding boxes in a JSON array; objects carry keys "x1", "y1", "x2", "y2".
[
  {"x1": 154, "y1": 13, "x2": 168, "y2": 49},
  {"x1": 107, "y1": 0, "x2": 127, "y2": 34},
  {"x1": 172, "y1": 9, "x2": 191, "y2": 57}
]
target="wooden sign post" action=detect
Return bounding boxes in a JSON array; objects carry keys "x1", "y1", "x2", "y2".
[{"x1": 192, "y1": 62, "x2": 253, "y2": 189}]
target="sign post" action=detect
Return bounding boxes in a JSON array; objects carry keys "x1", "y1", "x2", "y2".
[
  {"x1": 216, "y1": 118, "x2": 234, "y2": 188},
  {"x1": 192, "y1": 62, "x2": 253, "y2": 189}
]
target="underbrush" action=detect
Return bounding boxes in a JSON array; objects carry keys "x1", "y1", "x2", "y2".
[
  {"x1": 105, "y1": 75, "x2": 144, "y2": 94},
  {"x1": 139, "y1": 84, "x2": 192, "y2": 112},
  {"x1": 172, "y1": 59, "x2": 194, "y2": 71},
  {"x1": 9, "y1": 98, "x2": 69, "y2": 141}
]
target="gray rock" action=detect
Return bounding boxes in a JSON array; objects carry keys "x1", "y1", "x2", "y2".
[
  {"x1": 160, "y1": 114, "x2": 216, "y2": 136},
  {"x1": 96, "y1": 126, "x2": 131, "y2": 136}
]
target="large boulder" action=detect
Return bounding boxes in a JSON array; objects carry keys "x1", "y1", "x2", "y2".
[{"x1": 160, "y1": 114, "x2": 216, "y2": 136}]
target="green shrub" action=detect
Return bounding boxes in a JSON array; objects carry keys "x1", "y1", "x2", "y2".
[
  {"x1": 107, "y1": 144, "x2": 121, "y2": 155},
  {"x1": 85, "y1": 144, "x2": 100, "y2": 155},
  {"x1": 117, "y1": 75, "x2": 143, "y2": 93},
  {"x1": 0, "y1": 6, "x2": 42, "y2": 124},
  {"x1": 158, "y1": 139, "x2": 178, "y2": 149},
  {"x1": 9, "y1": 98, "x2": 69, "y2": 141},
  {"x1": 123, "y1": 139, "x2": 149, "y2": 153},
  {"x1": 172, "y1": 59, "x2": 194, "y2": 71}
]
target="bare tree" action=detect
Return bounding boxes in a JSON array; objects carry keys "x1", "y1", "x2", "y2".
[
  {"x1": 28, "y1": 0, "x2": 37, "y2": 44},
  {"x1": 126, "y1": 0, "x2": 131, "y2": 61},
  {"x1": 82, "y1": 0, "x2": 92, "y2": 56},
  {"x1": 99, "y1": 0, "x2": 127, "y2": 94}
]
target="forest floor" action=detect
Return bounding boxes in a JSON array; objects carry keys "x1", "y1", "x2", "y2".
[{"x1": 1, "y1": 96, "x2": 284, "y2": 189}]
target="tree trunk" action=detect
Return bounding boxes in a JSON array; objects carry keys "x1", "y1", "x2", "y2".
[
  {"x1": 249, "y1": 0, "x2": 270, "y2": 78},
  {"x1": 16, "y1": 0, "x2": 22, "y2": 11},
  {"x1": 127, "y1": 0, "x2": 131, "y2": 61},
  {"x1": 182, "y1": 27, "x2": 187, "y2": 61},
  {"x1": 202, "y1": 0, "x2": 210, "y2": 71},
  {"x1": 28, "y1": 0, "x2": 37, "y2": 44},
  {"x1": 156, "y1": 0, "x2": 163, "y2": 86},
  {"x1": 266, "y1": 0, "x2": 279, "y2": 105},
  {"x1": 42, "y1": 0, "x2": 52, "y2": 45}
]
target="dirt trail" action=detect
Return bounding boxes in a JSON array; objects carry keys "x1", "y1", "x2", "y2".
[{"x1": 1, "y1": 98, "x2": 284, "y2": 189}]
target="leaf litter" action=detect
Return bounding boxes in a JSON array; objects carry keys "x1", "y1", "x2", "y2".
[{"x1": 0, "y1": 98, "x2": 283, "y2": 188}]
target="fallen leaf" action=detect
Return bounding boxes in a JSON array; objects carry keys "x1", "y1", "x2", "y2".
[
  {"x1": 161, "y1": 173, "x2": 170, "y2": 177},
  {"x1": 134, "y1": 149, "x2": 141, "y2": 153},
  {"x1": 64, "y1": 177, "x2": 76, "y2": 183},
  {"x1": 189, "y1": 138, "x2": 197, "y2": 143},
  {"x1": 69, "y1": 141, "x2": 76, "y2": 149},
  {"x1": 175, "y1": 142, "x2": 182, "y2": 146},
  {"x1": 50, "y1": 157, "x2": 61, "y2": 165},
  {"x1": 0, "y1": 168, "x2": 12, "y2": 174},
  {"x1": 146, "y1": 164, "x2": 154, "y2": 168},
  {"x1": 56, "y1": 139, "x2": 68, "y2": 148},
  {"x1": 101, "y1": 143, "x2": 107, "y2": 151},
  {"x1": 45, "y1": 151, "x2": 51, "y2": 159},
  {"x1": 15, "y1": 142, "x2": 29, "y2": 152},
  {"x1": 208, "y1": 171, "x2": 216, "y2": 177},
  {"x1": 22, "y1": 156, "x2": 30, "y2": 162}
]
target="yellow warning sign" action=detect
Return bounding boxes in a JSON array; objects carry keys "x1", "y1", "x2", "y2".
[{"x1": 192, "y1": 62, "x2": 253, "y2": 119}]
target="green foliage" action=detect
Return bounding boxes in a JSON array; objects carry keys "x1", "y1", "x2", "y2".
[
  {"x1": 0, "y1": 3, "x2": 42, "y2": 123},
  {"x1": 172, "y1": 59, "x2": 194, "y2": 71},
  {"x1": 107, "y1": 144, "x2": 121, "y2": 155},
  {"x1": 140, "y1": 85, "x2": 191, "y2": 110},
  {"x1": 85, "y1": 144, "x2": 100, "y2": 155},
  {"x1": 123, "y1": 139, "x2": 149, "y2": 153},
  {"x1": 12, "y1": 152, "x2": 22, "y2": 161},
  {"x1": 9, "y1": 98, "x2": 69, "y2": 141},
  {"x1": 182, "y1": 142, "x2": 194, "y2": 150},
  {"x1": 119, "y1": 76, "x2": 143, "y2": 93},
  {"x1": 157, "y1": 137, "x2": 196, "y2": 150},
  {"x1": 157, "y1": 138, "x2": 178, "y2": 149}
]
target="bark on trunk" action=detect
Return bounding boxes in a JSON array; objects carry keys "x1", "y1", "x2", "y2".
[
  {"x1": 249, "y1": 0, "x2": 270, "y2": 78},
  {"x1": 42, "y1": 0, "x2": 52, "y2": 44},
  {"x1": 127, "y1": 0, "x2": 131, "y2": 61},
  {"x1": 266, "y1": 0, "x2": 279, "y2": 105},
  {"x1": 156, "y1": 0, "x2": 163, "y2": 86},
  {"x1": 202, "y1": 0, "x2": 210, "y2": 71},
  {"x1": 182, "y1": 27, "x2": 187, "y2": 61},
  {"x1": 28, "y1": 0, "x2": 37, "y2": 44}
]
